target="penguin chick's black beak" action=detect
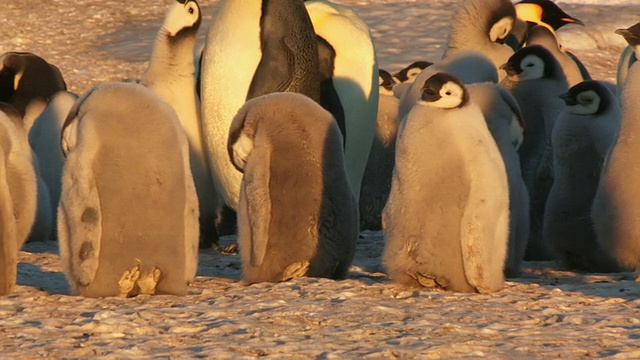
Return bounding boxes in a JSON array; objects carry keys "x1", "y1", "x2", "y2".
[
  {"x1": 616, "y1": 28, "x2": 640, "y2": 48},
  {"x1": 559, "y1": 92, "x2": 578, "y2": 106},
  {"x1": 420, "y1": 86, "x2": 439, "y2": 102},
  {"x1": 500, "y1": 62, "x2": 520, "y2": 76}
]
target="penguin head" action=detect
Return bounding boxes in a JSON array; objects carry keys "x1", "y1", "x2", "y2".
[
  {"x1": 501, "y1": 45, "x2": 557, "y2": 81},
  {"x1": 163, "y1": 0, "x2": 202, "y2": 37},
  {"x1": 616, "y1": 23, "x2": 640, "y2": 52},
  {"x1": 560, "y1": 81, "x2": 612, "y2": 116},
  {"x1": 515, "y1": 0, "x2": 583, "y2": 31},
  {"x1": 378, "y1": 69, "x2": 397, "y2": 96},
  {"x1": 393, "y1": 61, "x2": 432, "y2": 83},
  {"x1": 486, "y1": 0, "x2": 517, "y2": 44},
  {"x1": 0, "y1": 52, "x2": 26, "y2": 99},
  {"x1": 419, "y1": 72, "x2": 469, "y2": 109}
]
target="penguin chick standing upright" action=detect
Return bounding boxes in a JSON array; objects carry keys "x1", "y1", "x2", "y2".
[
  {"x1": 0, "y1": 52, "x2": 67, "y2": 117},
  {"x1": 142, "y1": 0, "x2": 220, "y2": 248},
  {"x1": 228, "y1": 92, "x2": 358, "y2": 285},
  {"x1": 360, "y1": 69, "x2": 399, "y2": 231},
  {"x1": 501, "y1": 45, "x2": 569, "y2": 261},
  {"x1": 383, "y1": 72, "x2": 509, "y2": 293},
  {"x1": 58, "y1": 82, "x2": 199, "y2": 298},
  {"x1": 591, "y1": 24, "x2": 640, "y2": 278},
  {"x1": 443, "y1": 0, "x2": 516, "y2": 81},
  {"x1": 544, "y1": 81, "x2": 624, "y2": 272},
  {"x1": 0, "y1": 106, "x2": 38, "y2": 294}
]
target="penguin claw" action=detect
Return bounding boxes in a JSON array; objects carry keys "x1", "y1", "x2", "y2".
[
  {"x1": 281, "y1": 261, "x2": 310, "y2": 281},
  {"x1": 118, "y1": 265, "x2": 141, "y2": 298},
  {"x1": 138, "y1": 267, "x2": 162, "y2": 295}
]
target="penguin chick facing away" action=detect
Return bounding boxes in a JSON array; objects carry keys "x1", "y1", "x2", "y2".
[
  {"x1": 383, "y1": 72, "x2": 509, "y2": 293},
  {"x1": 0, "y1": 52, "x2": 66, "y2": 117},
  {"x1": 544, "y1": 80, "x2": 625, "y2": 272},
  {"x1": 592, "y1": 23, "x2": 640, "y2": 278},
  {"x1": 0, "y1": 106, "x2": 39, "y2": 294},
  {"x1": 228, "y1": 92, "x2": 358, "y2": 285},
  {"x1": 58, "y1": 82, "x2": 199, "y2": 298},
  {"x1": 360, "y1": 69, "x2": 399, "y2": 231},
  {"x1": 142, "y1": 0, "x2": 221, "y2": 249}
]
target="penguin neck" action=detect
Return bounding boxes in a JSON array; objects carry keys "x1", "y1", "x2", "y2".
[{"x1": 146, "y1": 28, "x2": 197, "y2": 79}]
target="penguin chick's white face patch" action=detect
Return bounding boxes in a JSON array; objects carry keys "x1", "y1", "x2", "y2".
[
  {"x1": 231, "y1": 133, "x2": 254, "y2": 171},
  {"x1": 164, "y1": 0, "x2": 200, "y2": 37},
  {"x1": 518, "y1": 54, "x2": 545, "y2": 81},
  {"x1": 423, "y1": 81, "x2": 465, "y2": 109},
  {"x1": 489, "y1": 16, "x2": 515, "y2": 43},
  {"x1": 406, "y1": 67, "x2": 423, "y2": 82},
  {"x1": 566, "y1": 90, "x2": 601, "y2": 115}
]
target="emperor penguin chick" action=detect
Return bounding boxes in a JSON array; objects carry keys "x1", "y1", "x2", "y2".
[
  {"x1": 360, "y1": 69, "x2": 399, "y2": 231},
  {"x1": 383, "y1": 73, "x2": 509, "y2": 293},
  {"x1": 544, "y1": 81, "x2": 624, "y2": 272},
  {"x1": 501, "y1": 44, "x2": 569, "y2": 261},
  {"x1": 591, "y1": 24, "x2": 640, "y2": 277},
  {"x1": 467, "y1": 82, "x2": 529, "y2": 277},
  {"x1": 392, "y1": 61, "x2": 433, "y2": 99},
  {"x1": 228, "y1": 92, "x2": 358, "y2": 285},
  {"x1": 58, "y1": 82, "x2": 199, "y2": 297},
  {"x1": 142, "y1": 0, "x2": 221, "y2": 248},
  {"x1": 443, "y1": 0, "x2": 516, "y2": 81},
  {"x1": 0, "y1": 106, "x2": 38, "y2": 294}
]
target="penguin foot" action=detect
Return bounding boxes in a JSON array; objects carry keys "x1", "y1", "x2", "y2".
[
  {"x1": 281, "y1": 261, "x2": 310, "y2": 281},
  {"x1": 217, "y1": 243, "x2": 239, "y2": 254},
  {"x1": 138, "y1": 267, "x2": 162, "y2": 295},
  {"x1": 412, "y1": 272, "x2": 437, "y2": 288},
  {"x1": 118, "y1": 265, "x2": 141, "y2": 298}
]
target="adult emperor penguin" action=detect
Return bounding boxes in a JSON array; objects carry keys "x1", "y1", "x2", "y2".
[
  {"x1": 228, "y1": 92, "x2": 358, "y2": 284},
  {"x1": 501, "y1": 45, "x2": 569, "y2": 261},
  {"x1": 58, "y1": 82, "x2": 199, "y2": 297},
  {"x1": 0, "y1": 52, "x2": 67, "y2": 117},
  {"x1": 360, "y1": 69, "x2": 399, "y2": 231},
  {"x1": 392, "y1": 61, "x2": 433, "y2": 99},
  {"x1": 200, "y1": 0, "x2": 321, "y2": 210},
  {"x1": 28, "y1": 91, "x2": 78, "y2": 239},
  {"x1": 509, "y1": 0, "x2": 584, "y2": 48},
  {"x1": 0, "y1": 105, "x2": 38, "y2": 294},
  {"x1": 544, "y1": 81, "x2": 623, "y2": 272},
  {"x1": 142, "y1": 0, "x2": 221, "y2": 248},
  {"x1": 443, "y1": 0, "x2": 516, "y2": 81},
  {"x1": 466, "y1": 82, "x2": 529, "y2": 277},
  {"x1": 591, "y1": 24, "x2": 640, "y2": 278},
  {"x1": 383, "y1": 72, "x2": 509, "y2": 293},
  {"x1": 305, "y1": 0, "x2": 379, "y2": 204},
  {"x1": 398, "y1": 50, "x2": 499, "y2": 122}
]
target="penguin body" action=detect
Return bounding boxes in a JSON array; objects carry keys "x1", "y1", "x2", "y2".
[
  {"x1": 229, "y1": 92, "x2": 358, "y2": 284},
  {"x1": 58, "y1": 82, "x2": 199, "y2": 297}
]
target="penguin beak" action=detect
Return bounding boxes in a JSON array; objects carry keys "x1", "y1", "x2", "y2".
[
  {"x1": 559, "y1": 93, "x2": 578, "y2": 106},
  {"x1": 561, "y1": 17, "x2": 584, "y2": 26},
  {"x1": 500, "y1": 63, "x2": 520, "y2": 77}
]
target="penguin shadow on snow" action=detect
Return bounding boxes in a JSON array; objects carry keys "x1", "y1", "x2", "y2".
[{"x1": 17, "y1": 241, "x2": 70, "y2": 295}]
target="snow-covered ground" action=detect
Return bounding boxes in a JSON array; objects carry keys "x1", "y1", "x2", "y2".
[{"x1": 1, "y1": 0, "x2": 640, "y2": 358}]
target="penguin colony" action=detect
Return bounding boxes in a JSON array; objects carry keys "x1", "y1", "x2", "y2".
[{"x1": 1, "y1": 0, "x2": 639, "y2": 297}]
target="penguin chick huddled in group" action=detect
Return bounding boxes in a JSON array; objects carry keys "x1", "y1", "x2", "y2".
[
  {"x1": 228, "y1": 92, "x2": 358, "y2": 285},
  {"x1": 359, "y1": 69, "x2": 398, "y2": 231},
  {"x1": 58, "y1": 82, "x2": 199, "y2": 298},
  {"x1": 591, "y1": 23, "x2": 640, "y2": 278},
  {"x1": 466, "y1": 82, "x2": 529, "y2": 277},
  {"x1": 392, "y1": 60, "x2": 432, "y2": 99},
  {"x1": 501, "y1": 44, "x2": 569, "y2": 261},
  {"x1": 383, "y1": 72, "x2": 509, "y2": 293},
  {"x1": 544, "y1": 80, "x2": 624, "y2": 272},
  {"x1": 0, "y1": 105, "x2": 39, "y2": 294},
  {"x1": 142, "y1": 0, "x2": 221, "y2": 249},
  {"x1": 443, "y1": 0, "x2": 517, "y2": 81},
  {"x1": 0, "y1": 52, "x2": 67, "y2": 117}
]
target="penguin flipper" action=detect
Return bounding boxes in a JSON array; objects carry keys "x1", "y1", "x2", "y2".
[
  {"x1": 58, "y1": 143, "x2": 102, "y2": 290},
  {"x1": 244, "y1": 147, "x2": 271, "y2": 268},
  {"x1": 245, "y1": 38, "x2": 295, "y2": 100}
]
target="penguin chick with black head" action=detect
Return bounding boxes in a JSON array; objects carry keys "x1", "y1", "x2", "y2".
[
  {"x1": 383, "y1": 72, "x2": 509, "y2": 294},
  {"x1": 544, "y1": 80, "x2": 624, "y2": 272},
  {"x1": 501, "y1": 44, "x2": 569, "y2": 261},
  {"x1": 360, "y1": 69, "x2": 399, "y2": 231},
  {"x1": 392, "y1": 61, "x2": 433, "y2": 99}
]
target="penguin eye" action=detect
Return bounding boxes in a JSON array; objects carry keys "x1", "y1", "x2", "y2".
[
  {"x1": 525, "y1": 63, "x2": 534, "y2": 68},
  {"x1": 445, "y1": 91, "x2": 452, "y2": 96},
  {"x1": 188, "y1": 6, "x2": 194, "y2": 14}
]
